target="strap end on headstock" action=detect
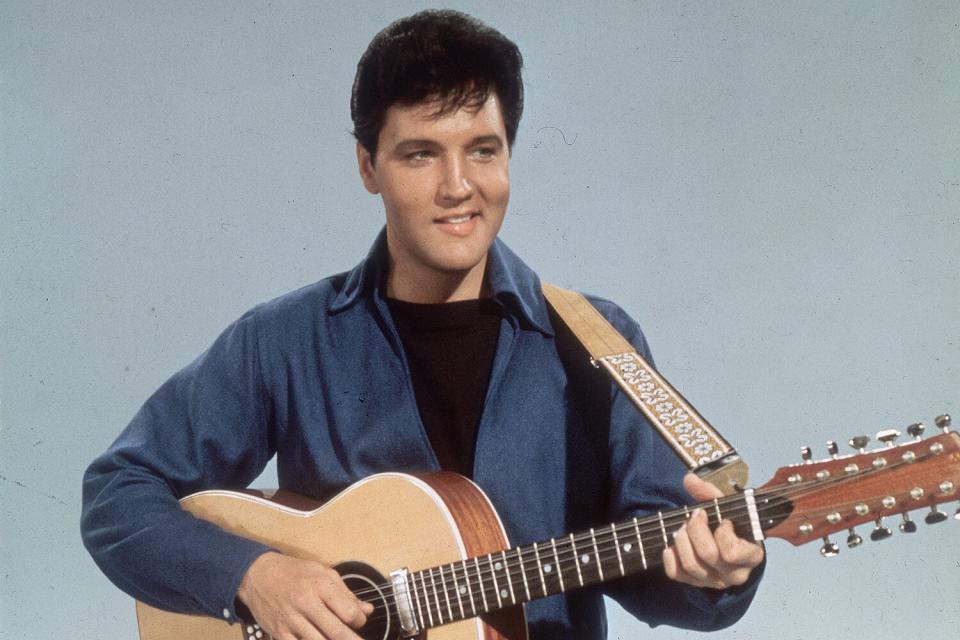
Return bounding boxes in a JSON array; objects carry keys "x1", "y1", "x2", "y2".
[{"x1": 695, "y1": 452, "x2": 749, "y2": 496}]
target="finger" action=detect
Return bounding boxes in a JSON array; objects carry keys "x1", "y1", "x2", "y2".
[
  {"x1": 671, "y1": 523, "x2": 721, "y2": 587},
  {"x1": 682, "y1": 473, "x2": 723, "y2": 501},
  {"x1": 684, "y1": 509, "x2": 723, "y2": 570},
  {"x1": 661, "y1": 539, "x2": 680, "y2": 580},
  {"x1": 323, "y1": 587, "x2": 371, "y2": 630},
  {"x1": 307, "y1": 604, "x2": 364, "y2": 640},
  {"x1": 299, "y1": 564, "x2": 369, "y2": 628},
  {"x1": 715, "y1": 520, "x2": 765, "y2": 568},
  {"x1": 284, "y1": 612, "x2": 328, "y2": 640}
]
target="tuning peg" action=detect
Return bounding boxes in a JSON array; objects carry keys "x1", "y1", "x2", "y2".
[
  {"x1": 925, "y1": 506, "x2": 949, "y2": 524},
  {"x1": 801, "y1": 446, "x2": 813, "y2": 464},
  {"x1": 826, "y1": 440, "x2": 839, "y2": 458},
  {"x1": 846, "y1": 528, "x2": 863, "y2": 548},
  {"x1": 819, "y1": 536, "x2": 840, "y2": 557},
  {"x1": 907, "y1": 422, "x2": 925, "y2": 440},
  {"x1": 935, "y1": 414, "x2": 952, "y2": 433},
  {"x1": 870, "y1": 518, "x2": 893, "y2": 541},
  {"x1": 848, "y1": 435, "x2": 870, "y2": 453},
  {"x1": 898, "y1": 513, "x2": 917, "y2": 533},
  {"x1": 876, "y1": 429, "x2": 900, "y2": 447}
]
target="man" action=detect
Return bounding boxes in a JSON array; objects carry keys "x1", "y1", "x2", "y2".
[{"x1": 82, "y1": 10, "x2": 763, "y2": 640}]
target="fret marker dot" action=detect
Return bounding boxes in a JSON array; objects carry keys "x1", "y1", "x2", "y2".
[
  {"x1": 494, "y1": 561, "x2": 503, "y2": 571},
  {"x1": 581, "y1": 554, "x2": 591, "y2": 564},
  {"x1": 623, "y1": 543, "x2": 633, "y2": 552},
  {"x1": 500, "y1": 588, "x2": 508, "y2": 598},
  {"x1": 544, "y1": 563, "x2": 553, "y2": 573},
  {"x1": 459, "y1": 585, "x2": 467, "y2": 595}
]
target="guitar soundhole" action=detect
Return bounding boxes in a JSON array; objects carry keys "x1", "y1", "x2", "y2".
[{"x1": 337, "y1": 561, "x2": 394, "y2": 640}]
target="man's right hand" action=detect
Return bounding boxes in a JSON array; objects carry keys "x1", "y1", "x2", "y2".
[{"x1": 237, "y1": 552, "x2": 374, "y2": 640}]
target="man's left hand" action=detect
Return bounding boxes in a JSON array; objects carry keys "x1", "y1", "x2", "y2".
[{"x1": 662, "y1": 473, "x2": 765, "y2": 590}]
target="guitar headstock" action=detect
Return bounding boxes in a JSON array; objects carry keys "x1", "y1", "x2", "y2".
[{"x1": 756, "y1": 416, "x2": 960, "y2": 554}]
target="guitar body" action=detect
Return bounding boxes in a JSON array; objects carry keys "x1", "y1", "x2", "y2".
[{"x1": 136, "y1": 472, "x2": 528, "y2": 640}]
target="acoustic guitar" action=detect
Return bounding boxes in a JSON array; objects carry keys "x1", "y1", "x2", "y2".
[{"x1": 136, "y1": 425, "x2": 960, "y2": 640}]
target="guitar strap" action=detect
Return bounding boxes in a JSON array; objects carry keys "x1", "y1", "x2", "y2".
[{"x1": 541, "y1": 283, "x2": 749, "y2": 495}]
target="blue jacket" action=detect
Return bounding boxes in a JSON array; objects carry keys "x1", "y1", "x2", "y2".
[{"x1": 81, "y1": 232, "x2": 760, "y2": 638}]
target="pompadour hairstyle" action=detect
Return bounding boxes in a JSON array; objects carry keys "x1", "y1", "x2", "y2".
[{"x1": 351, "y1": 9, "x2": 524, "y2": 157}]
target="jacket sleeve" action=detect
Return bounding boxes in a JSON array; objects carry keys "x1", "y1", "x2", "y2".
[
  {"x1": 81, "y1": 308, "x2": 276, "y2": 623},
  {"x1": 595, "y1": 300, "x2": 764, "y2": 631}
]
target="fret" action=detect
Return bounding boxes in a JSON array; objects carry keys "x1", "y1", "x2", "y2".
[
  {"x1": 714, "y1": 498, "x2": 723, "y2": 523},
  {"x1": 486, "y1": 555, "x2": 501, "y2": 608},
  {"x1": 501, "y1": 550, "x2": 516, "y2": 604},
  {"x1": 438, "y1": 565, "x2": 452, "y2": 621},
  {"x1": 450, "y1": 562, "x2": 465, "y2": 619},
  {"x1": 657, "y1": 511, "x2": 669, "y2": 546},
  {"x1": 550, "y1": 538, "x2": 565, "y2": 592},
  {"x1": 633, "y1": 517, "x2": 647, "y2": 570},
  {"x1": 533, "y1": 542, "x2": 548, "y2": 597},
  {"x1": 567, "y1": 533, "x2": 584, "y2": 587},
  {"x1": 418, "y1": 571, "x2": 434, "y2": 627},
  {"x1": 611, "y1": 524, "x2": 625, "y2": 576},
  {"x1": 683, "y1": 504, "x2": 690, "y2": 520},
  {"x1": 474, "y1": 557, "x2": 489, "y2": 612},
  {"x1": 589, "y1": 528, "x2": 604, "y2": 581},
  {"x1": 429, "y1": 568, "x2": 443, "y2": 624},
  {"x1": 461, "y1": 559, "x2": 477, "y2": 616},
  {"x1": 516, "y1": 546, "x2": 531, "y2": 601},
  {"x1": 409, "y1": 572, "x2": 425, "y2": 631}
]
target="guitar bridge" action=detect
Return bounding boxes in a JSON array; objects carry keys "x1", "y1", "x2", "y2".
[{"x1": 390, "y1": 568, "x2": 420, "y2": 637}]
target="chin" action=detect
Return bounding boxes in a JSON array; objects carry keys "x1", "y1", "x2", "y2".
[{"x1": 426, "y1": 243, "x2": 489, "y2": 272}]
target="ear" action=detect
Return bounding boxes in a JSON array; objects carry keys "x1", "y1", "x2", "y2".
[{"x1": 356, "y1": 142, "x2": 379, "y2": 195}]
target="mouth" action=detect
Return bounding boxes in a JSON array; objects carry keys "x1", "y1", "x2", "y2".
[
  {"x1": 434, "y1": 211, "x2": 481, "y2": 237},
  {"x1": 435, "y1": 212, "x2": 479, "y2": 225}
]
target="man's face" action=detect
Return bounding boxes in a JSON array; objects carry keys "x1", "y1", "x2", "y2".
[{"x1": 357, "y1": 94, "x2": 510, "y2": 302}]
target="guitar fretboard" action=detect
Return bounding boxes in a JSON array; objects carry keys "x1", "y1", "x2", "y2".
[{"x1": 403, "y1": 495, "x2": 757, "y2": 630}]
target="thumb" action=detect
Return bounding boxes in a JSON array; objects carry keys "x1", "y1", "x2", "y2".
[{"x1": 682, "y1": 472, "x2": 724, "y2": 502}]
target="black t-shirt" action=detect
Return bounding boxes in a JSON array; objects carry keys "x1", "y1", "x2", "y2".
[{"x1": 385, "y1": 297, "x2": 502, "y2": 477}]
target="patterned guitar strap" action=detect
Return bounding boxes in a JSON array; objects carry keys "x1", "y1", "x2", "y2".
[{"x1": 542, "y1": 283, "x2": 749, "y2": 496}]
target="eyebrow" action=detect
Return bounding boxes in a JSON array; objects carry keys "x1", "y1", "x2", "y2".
[{"x1": 392, "y1": 134, "x2": 505, "y2": 154}]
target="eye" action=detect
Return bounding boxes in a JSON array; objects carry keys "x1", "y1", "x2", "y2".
[
  {"x1": 471, "y1": 146, "x2": 498, "y2": 160},
  {"x1": 406, "y1": 150, "x2": 433, "y2": 162}
]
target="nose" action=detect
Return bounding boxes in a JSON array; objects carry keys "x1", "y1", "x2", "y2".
[{"x1": 437, "y1": 155, "x2": 473, "y2": 203}]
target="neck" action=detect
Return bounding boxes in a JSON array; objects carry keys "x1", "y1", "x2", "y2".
[{"x1": 386, "y1": 259, "x2": 490, "y2": 304}]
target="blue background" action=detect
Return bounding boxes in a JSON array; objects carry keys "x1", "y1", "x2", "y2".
[{"x1": 2, "y1": 1, "x2": 958, "y2": 638}]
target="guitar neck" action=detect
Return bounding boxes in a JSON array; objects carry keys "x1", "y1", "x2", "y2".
[
  {"x1": 404, "y1": 492, "x2": 766, "y2": 630},
  {"x1": 404, "y1": 428, "x2": 960, "y2": 632}
]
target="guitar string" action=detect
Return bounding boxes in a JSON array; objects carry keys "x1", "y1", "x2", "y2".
[
  {"x1": 357, "y1": 493, "x2": 921, "y2": 625},
  {"x1": 352, "y1": 447, "x2": 945, "y2": 621},
  {"x1": 352, "y1": 445, "x2": 943, "y2": 616},
  {"x1": 354, "y1": 498, "x2": 848, "y2": 628},
  {"x1": 359, "y1": 489, "x2": 943, "y2": 630},
  {"x1": 355, "y1": 464, "x2": 929, "y2": 629},
  {"x1": 347, "y1": 448, "x2": 949, "y2": 625},
  {"x1": 350, "y1": 446, "x2": 914, "y2": 604},
  {"x1": 358, "y1": 485, "x2": 935, "y2": 630}
]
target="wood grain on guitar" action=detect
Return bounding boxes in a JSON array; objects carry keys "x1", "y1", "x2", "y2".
[{"x1": 136, "y1": 424, "x2": 960, "y2": 640}]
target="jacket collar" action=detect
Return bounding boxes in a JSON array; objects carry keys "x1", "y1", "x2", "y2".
[{"x1": 329, "y1": 229, "x2": 554, "y2": 336}]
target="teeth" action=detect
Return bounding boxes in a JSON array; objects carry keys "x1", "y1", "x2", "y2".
[{"x1": 443, "y1": 214, "x2": 473, "y2": 224}]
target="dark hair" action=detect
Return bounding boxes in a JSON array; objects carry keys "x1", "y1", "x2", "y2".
[{"x1": 351, "y1": 9, "x2": 524, "y2": 157}]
